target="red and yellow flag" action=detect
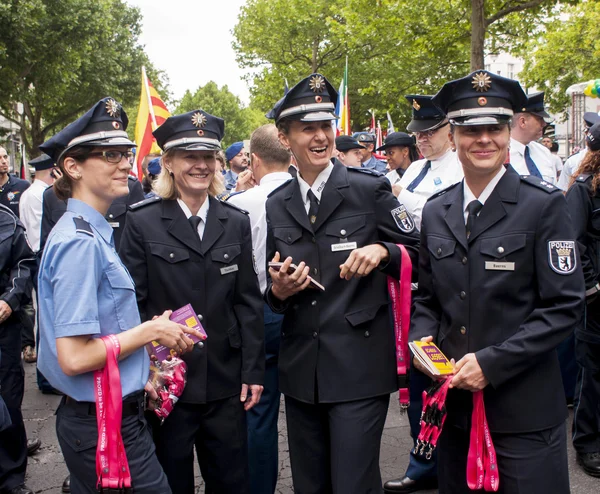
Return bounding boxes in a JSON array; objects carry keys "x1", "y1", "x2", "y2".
[{"x1": 134, "y1": 67, "x2": 170, "y2": 178}]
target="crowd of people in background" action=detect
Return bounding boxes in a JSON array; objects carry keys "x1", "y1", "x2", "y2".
[{"x1": 0, "y1": 68, "x2": 598, "y2": 494}]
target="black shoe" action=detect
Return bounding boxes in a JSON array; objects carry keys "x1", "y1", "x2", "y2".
[
  {"x1": 384, "y1": 476, "x2": 438, "y2": 493},
  {"x1": 7, "y1": 485, "x2": 33, "y2": 494},
  {"x1": 577, "y1": 452, "x2": 600, "y2": 477},
  {"x1": 26, "y1": 438, "x2": 41, "y2": 456},
  {"x1": 62, "y1": 475, "x2": 71, "y2": 493}
]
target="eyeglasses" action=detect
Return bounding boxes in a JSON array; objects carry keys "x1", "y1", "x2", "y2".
[
  {"x1": 411, "y1": 122, "x2": 449, "y2": 139},
  {"x1": 88, "y1": 150, "x2": 134, "y2": 164}
]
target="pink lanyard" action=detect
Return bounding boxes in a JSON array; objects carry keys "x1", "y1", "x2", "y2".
[
  {"x1": 94, "y1": 334, "x2": 132, "y2": 492},
  {"x1": 387, "y1": 244, "x2": 413, "y2": 409},
  {"x1": 467, "y1": 391, "x2": 499, "y2": 492}
]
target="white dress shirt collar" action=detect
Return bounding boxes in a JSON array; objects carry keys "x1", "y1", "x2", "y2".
[
  {"x1": 177, "y1": 196, "x2": 210, "y2": 238},
  {"x1": 430, "y1": 148, "x2": 455, "y2": 171},
  {"x1": 259, "y1": 171, "x2": 293, "y2": 187},
  {"x1": 297, "y1": 163, "x2": 334, "y2": 206},
  {"x1": 463, "y1": 166, "x2": 506, "y2": 223}
]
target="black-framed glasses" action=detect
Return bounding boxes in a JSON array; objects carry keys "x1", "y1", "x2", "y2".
[
  {"x1": 88, "y1": 150, "x2": 134, "y2": 164},
  {"x1": 411, "y1": 122, "x2": 450, "y2": 139}
]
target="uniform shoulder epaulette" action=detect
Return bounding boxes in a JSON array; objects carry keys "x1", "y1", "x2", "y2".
[
  {"x1": 128, "y1": 195, "x2": 162, "y2": 211},
  {"x1": 267, "y1": 179, "x2": 294, "y2": 198},
  {"x1": 576, "y1": 174, "x2": 592, "y2": 182},
  {"x1": 427, "y1": 181, "x2": 461, "y2": 201},
  {"x1": 519, "y1": 175, "x2": 559, "y2": 193},
  {"x1": 73, "y1": 216, "x2": 94, "y2": 237},
  {"x1": 347, "y1": 167, "x2": 383, "y2": 177},
  {"x1": 219, "y1": 190, "x2": 245, "y2": 202},
  {"x1": 128, "y1": 175, "x2": 138, "y2": 182},
  {"x1": 219, "y1": 199, "x2": 249, "y2": 215}
]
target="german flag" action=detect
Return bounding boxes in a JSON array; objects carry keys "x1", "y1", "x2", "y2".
[{"x1": 134, "y1": 67, "x2": 170, "y2": 178}]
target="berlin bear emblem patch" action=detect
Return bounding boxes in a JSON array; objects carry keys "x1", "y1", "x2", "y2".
[
  {"x1": 548, "y1": 240, "x2": 577, "y2": 275},
  {"x1": 391, "y1": 204, "x2": 415, "y2": 233}
]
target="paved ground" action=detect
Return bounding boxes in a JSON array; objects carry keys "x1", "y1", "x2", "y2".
[{"x1": 22, "y1": 361, "x2": 600, "y2": 493}]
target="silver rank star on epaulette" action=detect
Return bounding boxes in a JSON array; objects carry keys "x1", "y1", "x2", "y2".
[{"x1": 539, "y1": 180, "x2": 554, "y2": 190}]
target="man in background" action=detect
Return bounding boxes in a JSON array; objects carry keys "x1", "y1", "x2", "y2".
[
  {"x1": 224, "y1": 141, "x2": 249, "y2": 190},
  {"x1": 352, "y1": 132, "x2": 387, "y2": 173}
]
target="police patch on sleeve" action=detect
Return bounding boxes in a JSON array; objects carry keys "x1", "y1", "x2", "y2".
[
  {"x1": 548, "y1": 240, "x2": 577, "y2": 275},
  {"x1": 391, "y1": 204, "x2": 415, "y2": 233}
]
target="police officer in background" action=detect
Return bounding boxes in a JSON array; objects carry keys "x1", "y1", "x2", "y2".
[
  {"x1": 509, "y1": 91, "x2": 557, "y2": 184},
  {"x1": 376, "y1": 131, "x2": 418, "y2": 186},
  {"x1": 0, "y1": 146, "x2": 29, "y2": 218},
  {"x1": 0, "y1": 203, "x2": 36, "y2": 494},
  {"x1": 334, "y1": 135, "x2": 365, "y2": 168},
  {"x1": 224, "y1": 141, "x2": 249, "y2": 190},
  {"x1": 564, "y1": 121, "x2": 600, "y2": 478},
  {"x1": 119, "y1": 109, "x2": 264, "y2": 494},
  {"x1": 265, "y1": 73, "x2": 419, "y2": 493},
  {"x1": 352, "y1": 132, "x2": 388, "y2": 173},
  {"x1": 558, "y1": 112, "x2": 600, "y2": 191},
  {"x1": 409, "y1": 71, "x2": 583, "y2": 493}
]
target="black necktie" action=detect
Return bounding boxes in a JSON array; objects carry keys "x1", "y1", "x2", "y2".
[
  {"x1": 406, "y1": 160, "x2": 431, "y2": 192},
  {"x1": 524, "y1": 146, "x2": 542, "y2": 179},
  {"x1": 189, "y1": 215, "x2": 202, "y2": 241},
  {"x1": 466, "y1": 200, "x2": 483, "y2": 239},
  {"x1": 307, "y1": 189, "x2": 319, "y2": 225}
]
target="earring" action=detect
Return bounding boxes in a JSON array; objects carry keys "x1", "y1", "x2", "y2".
[{"x1": 74, "y1": 173, "x2": 82, "y2": 179}]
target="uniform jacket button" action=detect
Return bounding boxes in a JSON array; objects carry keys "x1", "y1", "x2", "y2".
[
  {"x1": 364, "y1": 330, "x2": 370, "y2": 337},
  {"x1": 462, "y1": 257, "x2": 468, "y2": 265},
  {"x1": 437, "y1": 247, "x2": 442, "y2": 255},
  {"x1": 460, "y1": 326, "x2": 467, "y2": 335},
  {"x1": 460, "y1": 291, "x2": 466, "y2": 300},
  {"x1": 108, "y1": 214, "x2": 113, "y2": 219},
  {"x1": 287, "y1": 235, "x2": 292, "y2": 242},
  {"x1": 198, "y1": 314, "x2": 203, "y2": 321},
  {"x1": 197, "y1": 341, "x2": 204, "y2": 348},
  {"x1": 497, "y1": 246, "x2": 504, "y2": 254},
  {"x1": 340, "y1": 229, "x2": 347, "y2": 236},
  {"x1": 311, "y1": 300, "x2": 317, "y2": 306},
  {"x1": 224, "y1": 253, "x2": 229, "y2": 260},
  {"x1": 311, "y1": 237, "x2": 316, "y2": 243},
  {"x1": 169, "y1": 253, "x2": 174, "y2": 259},
  {"x1": 312, "y1": 331, "x2": 318, "y2": 338},
  {"x1": 75, "y1": 439, "x2": 81, "y2": 446},
  {"x1": 313, "y1": 268, "x2": 318, "y2": 275}
]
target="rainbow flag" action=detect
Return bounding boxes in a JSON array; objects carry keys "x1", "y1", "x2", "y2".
[
  {"x1": 134, "y1": 67, "x2": 170, "y2": 178},
  {"x1": 335, "y1": 57, "x2": 350, "y2": 136}
]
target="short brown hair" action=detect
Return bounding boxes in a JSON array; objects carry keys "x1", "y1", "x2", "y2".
[
  {"x1": 154, "y1": 148, "x2": 225, "y2": 199},
  {"x1": 251, "y1": 124, "x2": 291, "y2": 170}
]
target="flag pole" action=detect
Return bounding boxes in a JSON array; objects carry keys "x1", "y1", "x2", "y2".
[{"x1": 142, "y1": 66, "x2": 158, "y2": 129}]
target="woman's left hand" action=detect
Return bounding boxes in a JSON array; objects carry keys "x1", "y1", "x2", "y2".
[
  {"x1": 240, "y1": 383, "x2": 263, "y2": 411},
  {"x1": 0, "y1": 301, "x2": 12, "y2": 324}
]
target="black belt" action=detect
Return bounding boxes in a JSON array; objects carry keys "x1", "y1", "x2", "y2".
[{"x1": 64, "y1": 391, "x2": 143, "y2": 417}]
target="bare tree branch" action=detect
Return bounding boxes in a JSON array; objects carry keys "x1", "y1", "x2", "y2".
[{"x1": 485, "y1": 0, "x2": 548, "y2": 26}]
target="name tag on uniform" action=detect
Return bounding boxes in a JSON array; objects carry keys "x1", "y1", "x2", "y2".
[
  {"x1": 220, "y1": 264, "x2": 239, "y2": 275},
  {"x1": 108, "y1": 222, "x2": 120, "y2": 228},
  {"x1": 485, "y1": 261, "x2": 515, "y2": 271},
  {"x1": 331, "y1": 242, "x2": 357, "y2": 252}
]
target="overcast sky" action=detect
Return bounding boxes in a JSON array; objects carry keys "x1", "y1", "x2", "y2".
[{"x1": 127, "y1": 0, "x2": 251, "y2": 105}]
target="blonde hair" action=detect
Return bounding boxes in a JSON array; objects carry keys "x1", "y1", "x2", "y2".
[{"x1": 153, "y1": 148, "x2": 225, "y2": 199}]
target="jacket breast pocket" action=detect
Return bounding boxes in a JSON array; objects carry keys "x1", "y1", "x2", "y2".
[
  {"x1": 345, "y1": 302, "x2": 388, "y2": 327},
  {"x1": 211, "y1": 244, "x2": 242, "y2": 264},
  {"x1": 148, "y1": 243, "x2": 190, "y2": 264},
  {"x1": 479, "y1": 234, "x2": 526, "y2": 259},
  {"x1": 325, "y1": 215, "x2": 367, "y2": 242},
  {"x1": 274, "y1": 227, "x2": 303, "y2": 246},
  {"x1": 427, "y1": 237, "x2": 456, "y2": 260}
]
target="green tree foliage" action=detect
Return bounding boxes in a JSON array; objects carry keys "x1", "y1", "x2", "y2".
[
  {"x1": 175, "y1": 81, "x2": 267, "y2": 148},
  {"x1": 519, "y1": 0, "x2": 600, "y2": 114},
  {"x1": 0, "y1": 0, "x2": 169, "y2": 156},
  {"x1": 233, "y1": 0, "x2": 577, "y2": 132}
]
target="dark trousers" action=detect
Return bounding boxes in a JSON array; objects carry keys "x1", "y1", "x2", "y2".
[
  {"x1": 405, "y1": 368, "x2": 437, "y2": 480},
  {"x1": 572, "y1": 337, "x2": 600, "y2": 453},
  {"x1": 247, "y1": 305, "x2": 282, "y2": 494},
  {"x1": 56, "y1": 394, "x2": 170, "y2": 494},
  {"x1": 438, "y1": 421, "x2": 569, "y2": 494},
  {"x1": 19, "y1": 303, "x2": 35, "y2": 350},
  {"x1": 285, "y1": 394, "x2": 389, "y2": 494},
  {"x1": 0, "y1": 343, "x2": 26, "y2": 492},
  {"x1": 153, "y1": 395, "x2": 249, "y2": 494}
]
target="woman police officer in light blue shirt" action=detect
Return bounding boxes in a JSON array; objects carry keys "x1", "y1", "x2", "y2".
[{"x1": 37, "y1": 97, "x2": 202, "y2": 494}]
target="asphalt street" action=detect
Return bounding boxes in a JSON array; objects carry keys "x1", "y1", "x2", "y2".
[{"x1": 21, "y1": 361, "x2": 600, "y2": 493}]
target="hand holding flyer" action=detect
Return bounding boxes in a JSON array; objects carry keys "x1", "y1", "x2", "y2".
[{"x1": 409, "y1": 341, "x2": 454, "y2": 376}]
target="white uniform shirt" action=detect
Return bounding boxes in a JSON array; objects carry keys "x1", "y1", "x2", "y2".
[
  {"x1": 385, "y1": 169, "x2": 403, "y2": 185},
  {"x1": 463, "y1": 166, "x2": 506, "y2": 223},
  {"x1": 510, "y1": 139, "x2": 556, "y2": 184},
  {"x1": 177, "y1": 196, "x2": 209, "y2": 240},
  {"x1": 557, "y1": 148, "x2": 588, "y2": 191},
  {"x1": 297, "y1": 163, "x2": 334, "y2": 214},
  {"x1": 19, "y1": 179, "x2": 49, "y2": 252},
  {"x1": 229, "y1": 171, "x2": 292, "y2": 294},
  {"x1": 396, "y1": 149, "x2": 463, "y2": 229}
]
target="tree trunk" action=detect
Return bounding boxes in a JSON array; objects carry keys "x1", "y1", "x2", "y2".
[{"x1": 470, "y1": 0, "x2": 486, "y2": 71}]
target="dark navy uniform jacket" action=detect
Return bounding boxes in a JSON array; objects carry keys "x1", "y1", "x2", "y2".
[
  {"x1": 265, "y1": 163, "x2": 420, "y2": 404},
  {"x1": 411, "y1": 166, "x2": 584, "y2": 433},
  {"x1": 0, "y1": 176, "x2": 30, "y2": 218},
  {"x1": 118, "y1": 196, "x2": 264, "y2": 404},
  {"x1": 565, "y1": 173, "x2": 600, "y2": 341},
  {"x1": 39, "y1": 176, "x2": 144, "y2": 251}
]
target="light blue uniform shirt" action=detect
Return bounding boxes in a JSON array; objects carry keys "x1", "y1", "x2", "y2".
[
  {"x1": 362, "y1": 155, "x2": 387, "y2": 174},
  {"x1": 37, "y1": 199, "x2": 149, "y2": 401}
]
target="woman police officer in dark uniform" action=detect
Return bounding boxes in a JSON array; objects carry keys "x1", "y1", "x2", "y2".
[
  {"x1": 118, "y1": 109, "x2": 264, "y2": 493},
  {"x1": 37, "y1": 97, "x2": 201, "y2": 493}
]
